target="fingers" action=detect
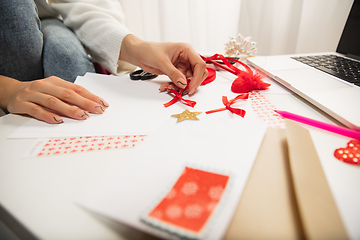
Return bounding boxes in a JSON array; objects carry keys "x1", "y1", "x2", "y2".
[
  {"x1": 14, "y1": 100, "x2": 89, "y2": 124},
  {"x1": 7, "y1": 76, "x2": 109, "y2": 124},
  {"x1": 46, "y1": 77, "x2": 109, "y2": 109},
  {"x1": 124, "y1": 40, "x2": 207, "y2": 96},
  {"x1": 32, "y1": 79, "x2": 108, "y2": 114},
  {"x1": 160, "y1": 43, "x2": 207, "y2": 95},
  {"x1": 161, "y1": 60, "x2": 188, "y2": 90},
  {"x1": 159, "y1": 82, "x2": 183, "y2": 94},
  {"x1": 159, "y1": 82, "x2": 171, "y2": 92},
  {"x1": 181, "y1": 47, "x2": 207, "y2": 95},
  {"x1": 188, "y1": 66, "x2": 208, "y2": 96}
]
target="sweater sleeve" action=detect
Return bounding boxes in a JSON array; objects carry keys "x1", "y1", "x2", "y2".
[{"x1": 49, "y1": 0, "x2": 136, "y2": 74}]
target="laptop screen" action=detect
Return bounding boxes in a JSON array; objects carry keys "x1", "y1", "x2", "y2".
[{"x1": 336, "y1": 0, "x2": 360, "y2": 59}]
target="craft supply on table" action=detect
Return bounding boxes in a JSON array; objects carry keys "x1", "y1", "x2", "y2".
[
  {"x1": 249, "y1": 91, "x2": 285, "y2": 128},
  {"x1": 141, "y1": 166, "x2": 231, "y2": 239},
  {"x1": 224, "y1": 33, "x2": 258, "y2": 60},
  {"x1": 163, "y1": 67, "x2": 216, "y2": 108},
  {"x1": 24, "y1": 135, "x2": 145, "y2": 158},
  {"x1": 202, "y1": 54, "x2": 270, "y2": 93},
  {"x1": 206, "y1": 94, "x2": 248, "y2": 117},
  {"x1": 334, "y1": 140, "x2": 360, "y2": 164},
  {"x1": 171, "y1": 110, "x2": 202, "y2": 123},
  {"x1": 130, "y1": 69, "x2": 158, "y2": 80},
  {"x1": 275, "y1": 110, "x2": 360, "y2": 140},
  {"x1": 164, "y1": 87, "x2": 197, "y2": 108}
]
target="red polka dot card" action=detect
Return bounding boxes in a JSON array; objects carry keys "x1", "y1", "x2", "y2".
[{"x1": 141, "y1": 166, "x2": 231, "y2": 239}]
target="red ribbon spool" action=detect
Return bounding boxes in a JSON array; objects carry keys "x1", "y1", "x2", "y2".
[{"x1": 201, "y1": 68, "x2": 216, "y2": 85}]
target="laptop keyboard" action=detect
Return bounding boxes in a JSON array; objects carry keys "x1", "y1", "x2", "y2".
[{"x1": 292, "y1": 54, "x2": 360, "y2": 86}]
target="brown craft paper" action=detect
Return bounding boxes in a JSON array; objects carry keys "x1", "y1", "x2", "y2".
[
  {"x1": 285, "y1": 120, "x2": 348, "y2": 240},
  {"x1": 225, "y1": 121, "x2": 348, "y2": 240},
  {"x1": 225, "y1": 128, "x2": 303, "y2": 240}
]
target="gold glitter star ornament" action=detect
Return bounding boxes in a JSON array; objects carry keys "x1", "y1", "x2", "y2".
[{"x1": 171, "y1": 109, "x2": 202, "y2": 123}]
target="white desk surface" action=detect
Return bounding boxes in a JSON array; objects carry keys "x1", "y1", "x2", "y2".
[{"x1": 1, "y1": 84, "x2": 360, "y2": 240}]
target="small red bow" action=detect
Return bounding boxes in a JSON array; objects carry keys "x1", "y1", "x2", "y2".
[
  {"x1": 163, "y1": 68, "x2": 216, "y2": 108},
  {"x1": 163, "y1": 88, "x2": 197, "y2": 108},
  {"x1": 205, "y1": 94, "x2": 249, "y2": 117}
]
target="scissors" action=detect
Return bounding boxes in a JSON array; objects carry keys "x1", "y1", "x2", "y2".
[{"x1": 130, "y1": 69, "x2": 158, "y2": 80}]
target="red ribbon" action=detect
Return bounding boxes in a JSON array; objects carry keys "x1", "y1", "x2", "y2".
[
  {"x1": 163, "y1": 67, "x2": 216, "y2": 108},
  {"x1": 201, "y1": 67, "x2": 216, "y2": 85},
  {"x1": 205, "y1": 94, "x2": 249, "y2": 117},
  {"x1": 202, "y1": 54, "x2": 251, "y2": 76},
  {"x1": 202, "y1": 54, "x2": 270, "y2": 94},
  {"x1": 163, "y1": 88, "x2": 197, "y2": 108}
]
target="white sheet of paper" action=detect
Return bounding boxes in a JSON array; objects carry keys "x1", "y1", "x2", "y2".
[
  {"x1": 76, "y1": 115, "x2": 267, "y2": 240},
  {"x1": 9, "y1": 71, "x2": 260, "y2": 139},
  {"x1": 309, "y1": 130, "x2": 360, "y2": 240}
]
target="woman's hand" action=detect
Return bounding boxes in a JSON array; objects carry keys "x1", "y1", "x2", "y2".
[
  {"x1": 119, "y1": 34, "x2": 208, "y2": 95},
  {"x1": 0, "y1": 75, "x2": 108, "y2": 124}
]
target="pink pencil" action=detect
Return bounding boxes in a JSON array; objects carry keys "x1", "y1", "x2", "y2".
[{"x1": 275, "y1": 110, "x2": 360, "y2": 140}]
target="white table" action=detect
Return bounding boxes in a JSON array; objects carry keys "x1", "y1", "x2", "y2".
[{"x1": 1, "y1": 87, "x2": 359, "y2": 239}]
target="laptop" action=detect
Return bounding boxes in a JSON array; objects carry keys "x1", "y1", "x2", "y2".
[{"x1": 248, "y1": 0, "x2": 360, "y2": 131}]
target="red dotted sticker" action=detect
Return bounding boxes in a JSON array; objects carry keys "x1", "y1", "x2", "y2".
[
  {"x1": 334, "y1": 140, "x2": 360, "y2": 164},
  {"x1": 249, "y1": 91, "x2": 285, "y2": 128},
  {"x1": 35, "y1": 135, "x2": 146, "y2": 157}
]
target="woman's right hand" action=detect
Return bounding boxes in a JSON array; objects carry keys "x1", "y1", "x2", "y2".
[{"x1": 0, "y1": 75, "x2": 109, "y2": 124}]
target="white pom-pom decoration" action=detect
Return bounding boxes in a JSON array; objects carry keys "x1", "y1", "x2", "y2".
[{"x1": 225, "y1": 34, "x2": 258, "y2": 59}]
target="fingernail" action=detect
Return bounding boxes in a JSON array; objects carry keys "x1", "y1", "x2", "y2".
[
  {"x1": 189, "y1": 87, "x2": 197, "y2": 96},
  {"x1": 99, "y1": 99, "x2": 109, "y2": 108},
  {"x1": 78, "y1": 111, "x2": 89, "y2": 119},
  {"x1": 182, "y1": 90, "x2": 189, "y2": 96},
  {"x1": 176, "y1": 79, "x2": 187, "y2": 88},
  {"x1": 95, "y1": 105, "x2": 105, "y2": 113},
  {"x1": 53, "y1": 116, "x2": 63, "y2": 123}
]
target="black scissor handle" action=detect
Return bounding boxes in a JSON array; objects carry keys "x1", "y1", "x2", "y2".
[{"x1": 130, "y1": 70, "x2": 158, "y2": 80}]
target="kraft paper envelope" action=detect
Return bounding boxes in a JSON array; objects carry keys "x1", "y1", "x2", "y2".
[{"x1": 225, "y1": 121, "x2": 348, "y2": 240}]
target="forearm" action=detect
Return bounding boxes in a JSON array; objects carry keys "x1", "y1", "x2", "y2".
[{"x1": 119, "y1": 34, "x2": 145, "y2": 67}]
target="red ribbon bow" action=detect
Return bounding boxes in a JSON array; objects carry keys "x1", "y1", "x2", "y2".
[
  {"x1": 163, "y1": 67, "x2": 216, "y2": 108},
  {"x1": 163, "y1": 88, "x2": 197, "y2": 108},
  {"x1": 205, "y1": 94, "x2": 249, "y2": 117}
]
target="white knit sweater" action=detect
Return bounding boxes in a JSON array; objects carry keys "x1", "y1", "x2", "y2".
[{"x1": 35, "y1": 0, "x2": 136, "y2": 74}]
